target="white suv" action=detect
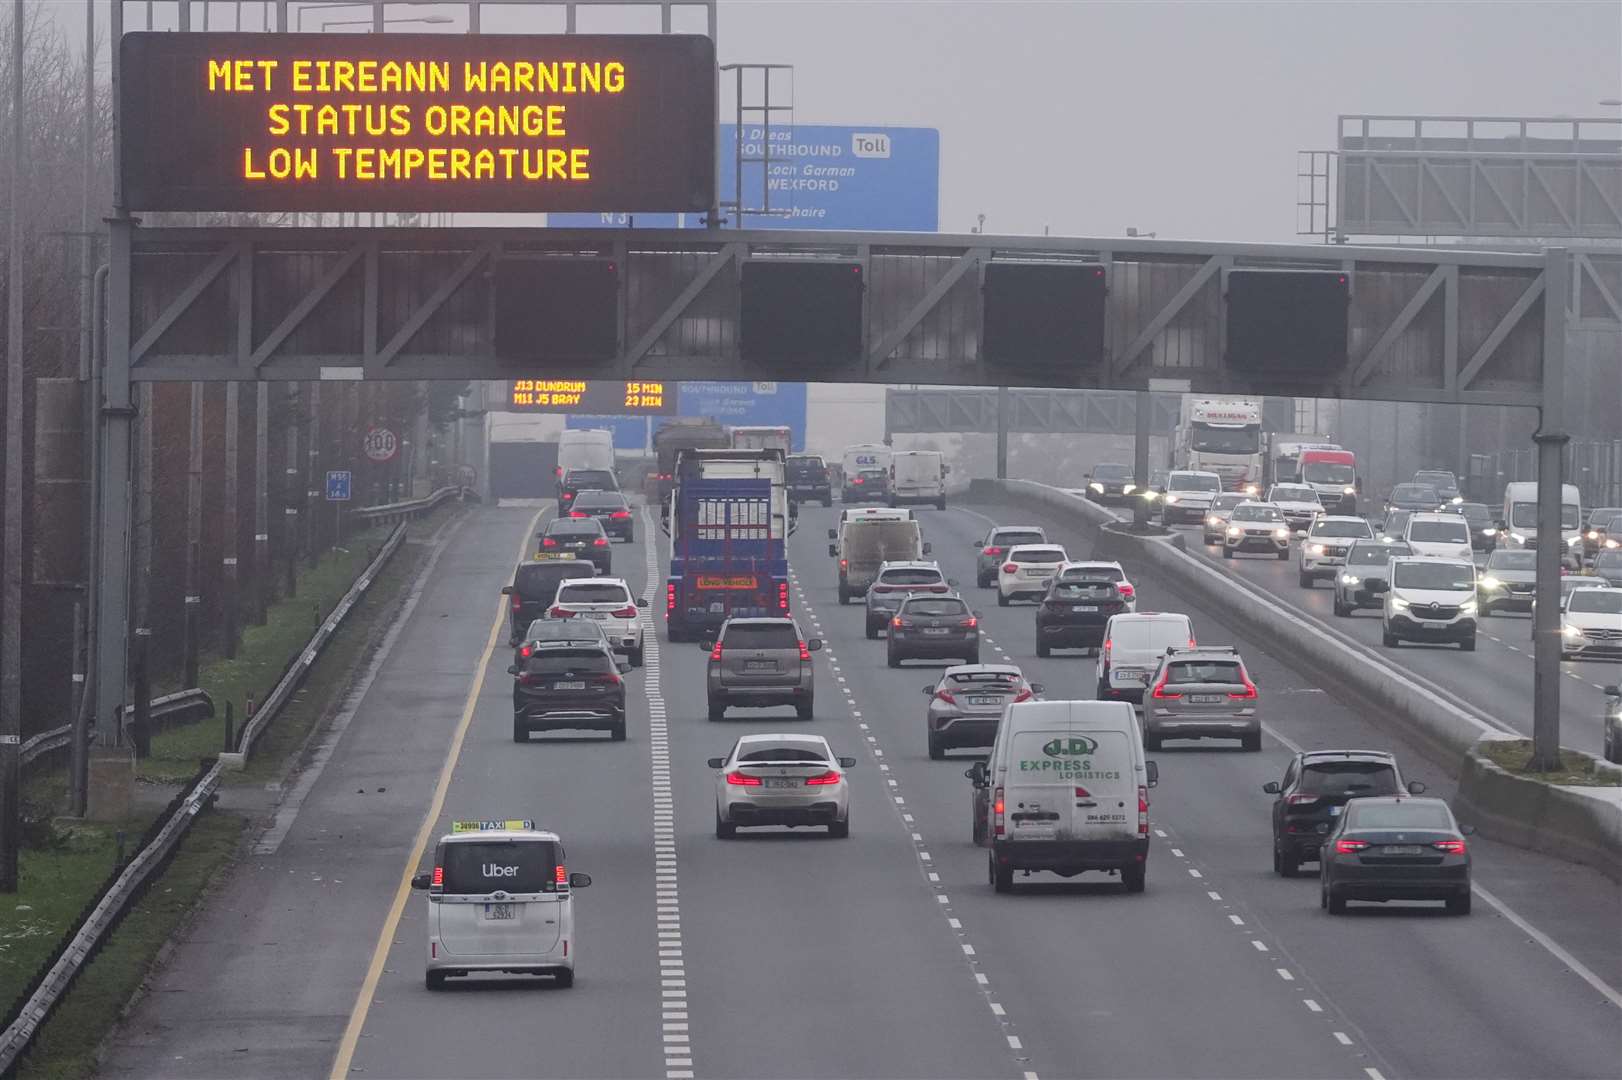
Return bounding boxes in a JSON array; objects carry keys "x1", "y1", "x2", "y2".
[
  {"x1": 996, "y1": 544, "x2": 1070, "y2": 606},
  {"x1": 1403, "y1": 512, "x2": 1475, "y2": 562},
  {"x1": 1382, "y1": 557, "x2": 1477, "y2": 651},
  {"x1": 551, "y1": 578, "x2": 647, "y2": 665},
  {"x1": 1298, "y1": 516, "x2": 1374, "y2": 587}
]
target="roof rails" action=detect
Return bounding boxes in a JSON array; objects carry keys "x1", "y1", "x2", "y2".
[
  {"x1": 1163, "y1": 645, "x2": 1238, "y2": 656},
  {"x1": 1300, "y1": 749, "x2": 1396, "y2": 760}
]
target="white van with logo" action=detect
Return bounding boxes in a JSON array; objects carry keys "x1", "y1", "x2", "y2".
[
  {"x1": 410, "y1": 820, "x2": 592, "y2": 990},
  {"x1": 967, "y1": 700, "x2": 1158, "y2": 894},
  {"x1": 890, "y1": 450, "x2": 948, "y2": 510}
]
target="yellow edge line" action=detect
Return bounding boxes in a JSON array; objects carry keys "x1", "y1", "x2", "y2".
[{"x1": 329, "y1": 503, "x2": 550, "y2": 1079}]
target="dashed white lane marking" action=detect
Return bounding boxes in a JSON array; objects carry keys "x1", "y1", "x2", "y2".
[
  {"x1": 1187, "y1": 868, "x2": 1203, "y2": 878},
  {"x1": 1251, "y1": 940, "x2": 1270, "y2": 952},
  {"x1": 1276, "y1": 968, "x2": 1296, "y2": 982},
  {"x1": 1304, "y1": 999, "x2": 1323, "y2": 1013},
  {"x1": 1365, "y1": 1069, "x2": 1386, "y2": 1080},
  {"x1": 641, "y1": 509, "x2": 692, "y2": 1080},
  {"x1": 1206, "y1": 890, "x2": 1222, "y2": 901},
  {"x1": 1333, "y1": 1032, "x2": 1354, "y2": 1046},
  {"x1": 1228, "y1": 914, "x2": 1245, "y2": 926}
]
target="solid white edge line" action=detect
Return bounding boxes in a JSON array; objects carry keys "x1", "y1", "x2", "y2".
[{"x1": 1473, "y1": 883, "x2": 1622, "y2": 1009}]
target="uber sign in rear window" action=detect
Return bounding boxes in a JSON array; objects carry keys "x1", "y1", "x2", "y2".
[{"x1": 442, "y1": 840, "x2": 559, "y2": 893}]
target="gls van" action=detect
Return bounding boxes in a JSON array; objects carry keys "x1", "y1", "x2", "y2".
[{"x1": 967, "y1": 699, "x2": 1158, "y2": 894}]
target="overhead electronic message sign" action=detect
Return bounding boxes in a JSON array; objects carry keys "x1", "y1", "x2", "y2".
[
  {"x1": 118, "y1": 32, "x2": 715, "y2": 213},
  {"x1": 508, "y1": 380, "x2": 675, "y2": 414}
]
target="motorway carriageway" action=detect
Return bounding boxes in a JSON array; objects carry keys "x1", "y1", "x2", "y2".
[
  {"x1": 1068, "y1": 491, "x2": 1619, "y2": 758},
  {"x1": 99, "y1": 499, "x2": 1620, "y2": 1080}
]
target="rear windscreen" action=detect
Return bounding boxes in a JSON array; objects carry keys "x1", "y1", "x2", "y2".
[
  {"x1": 556, "y1": 583, "x2": 632, "y2": 605},
  {"x1": 737, "y1": 743, "x2": 826, "y2": 763},
  {"x1": 548, "y1": 521, "x2": 603, "y2": 537},
  {"x1": 1165, "y1": 660, "x2": 1242, "y2": 685},
  {"x1": 1407, "y1": 521, "x2": 1469, "y2": 543},
  {"x1": 440, "y1": 840, "x2": 559, "y2": 894},
  {"x1": 514, "y1": 564, "x2": 593, "y2": 598},
  {"x1": 1060, "y1": 566, "x2": 1124, "y2": 583},
  {"x1": 1051, "y1": 581, "x2": 1118, "y2": 600},
  {"x1": 948, "y1": 670, "x2": 1021, "y2": 687},
  {"x1": 572, "y1": 495, "x2": 625, "y2": 511},
  {"x1": 565, "y1": 471, "x2": 616, "y2": 489},
  {"x1": 525, "y1": 649, "x2": 615, "y2": 675},
  {"x1": 722, "y1": 624, "x2": 799, "y2": 649},
  {"x1": 1012, "y1": 547, "x2": 1066, "y2": 563},
  {"x1": 1347, "y1": 803, "x2": 1452, "y2": 830},
  {"x1": 1009, "y1": 729, "x2": 1132, "y2": 792},
  {"x1": 993, "y1": 531, "x2": 1045, "y2": 547},
  {"x1": 1311, "y1": 520, "x2": 1371, "y2": 538},
  {"x1": 1298, "y1": 762, "x2": 1400, "y2": 797},
  {"x1": 903, "y1": 598, "x2": 968, "y2": 617},
  {"x1": 1346, "y1": 545, "x2": 1406, "y2": 566},
  {"x1": 879, "y1": 569, "x2": 942, "y2": 585}
]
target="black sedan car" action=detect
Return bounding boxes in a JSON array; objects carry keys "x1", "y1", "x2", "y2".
[
  {"x1": 508, "y1": 639, "x2": 630, "y2": 743},
  {"x1": 539, "y1": 518, "x2": 613, "y2": 573},
  {"x1": 1382, "y1": 483, "x2": 1441, "y2": 521},
  {"x1": 1034, "y1": 573, "x2": 1128, "y2": 657},
  {"x1": 558, "y1": 467, "x2": 619, "y2": 514},
  {"x1": 1264, "y1": 749, "x2": 1425, "y2": 876},
  {"x1": 1321, "y1": 796, "x2": 1473, "y2": 915},
  {"x1": 1084, "y1": 462, "x2": 1136, "y2": 506},
  {"x1": 568, "y1": 489, "x2": 635, "y2": 542},
  {"x1": 1452, "y1": 501, "x2": 1497, "y2": 552},
  {"x1": 844, "y1": 467, "x2": 891, "y2": 504},
  {"x1": 887, "y1": 593, "x2": 980, "y2": 667}
]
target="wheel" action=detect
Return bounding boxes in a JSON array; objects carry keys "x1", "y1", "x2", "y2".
[
  {"x1": 1242, "y1": 731, "x2": 1262, "y2": 752},
  {"x1": 928, "y1": 732, "x2": 945, "y2": 760},
  {"x1": 708, "y1": 700, "x2": 726, "y2": 721},
  {"x1": 1319, "y1": 878, "x2": 1329, "y2": 909},
  {"x1": 1481, "y1": 603, "x2": 1495, "y2": 618},
  {"x1": 1332, "y1": 596, "x2": 1349, "y2": 617},
  {"x1": 1382, "y1": 627, "x2": 1400, "y2": 647},
  {"x1": 796, "y1": 700, "x2": 814, "y2": 721},
  {"x1": 624, "y1": 529, "x2": 635, "y2": 545},
  {"x1": 1277, "y1": 548, "x2": 1289, "y2": 560},
  {"x1": 838, "y1": 587, "x2": 850, "y2": 605},
  {"x1": 1223, "y1": 545, "x2": 1235, "y2": 560},
  {"x1": 990, "y1": 851, "x2": 1013, "y2": 893},
  {"x1": 1279, "y1": 850, "x2": 1300, "y2": 878},
  {"x1": 629, "y1": 643, "x2": 644, "y2": 667},
  {"x1": 1298, "y1": 570, "x2": 1313, "y2": 588},
  {"x1": 715, "y1": 811, "x2": 736, "y2": 839},
  {"x1": 828, "y1": 814, "x2": 850, "y2": 838},
  {"x1": 965, "y1": 652, "x2": 980, "y2": 665},
  {"x1": 1461, "y1": 635, "x2": 1477, "y2": 653},
  {"x1": 1144, "y1": 733, "x2": 1161, "y2": 752},
  {"x1": 1036, "y1": 641, "x2": 1050, "y2": 658},
  {"x1": 866, "y1": 621, "x2": 880, "y2": 640},
  {"x1": 667, "y1": 623, "x2": 688, "y2": 644},
  {"x1": 425, "y1": 970, "x2": 447, "y2": 991},
  {"x1": 553, "y1": 969, "x2": 575, "y2": 988},
  {"x1": 936, "y1": 497, "x2": 947, "y2": 511},
  {"x1": 972, "y1": 805, "x2": 986, "y2": 845},
  {"x1": 1326, "y1": 888, "x2": 1347, "y2": 915},
  {"x1": 997, "y1": 591, "x2": 1009, "y2": 607},
  {"x1": 513, "y1": 717, "x2": 529, "y2": 743},
  {"x1": 1096, "y1": 680, "x2": 1110, "y2": 699},
  {"x1": 1273, "y1": 846, "x2": 1282, "y2": 875},
  {"x1": 1559, "y1": 651, "x2": 1572, "y2": 661},
  {"x1": 887, "y1": 649, "x2": 901, "y2": 668},
  {"x1": 977, "y1": 573, "x2": 992, "y2": 589},
  {"x1": 1121, "y1": 863, "x2": 1146, "y2": 894},
  {"x1": 822, "y1": 495, "x2": 833, "y2": 507},
  {"x1": 1446, "y1": 890, "x2": 1472, "y2": 915},
  {"x1": 610, "y1": 723, "x2": 627, "y2": 742}
]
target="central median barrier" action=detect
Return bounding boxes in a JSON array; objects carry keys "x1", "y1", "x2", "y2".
[{"x1": 969, "y1": 476, "x2": 1622, "y2": 880}]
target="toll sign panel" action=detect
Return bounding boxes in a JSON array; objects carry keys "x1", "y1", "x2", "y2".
[{"x1": 118, "y1": 32, "x2": 716, "y2": 213}]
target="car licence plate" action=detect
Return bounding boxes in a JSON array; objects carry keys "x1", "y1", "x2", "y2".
[
  {"x1": 483, "y1": 903, "x2": 515, "y2": 920},
  {"x1": 1115, "y1": 669, "x2": 1147, "y2": 684},
  {"x1": 1422, "y1": 620, "x2": 1448, "y2": 630},
  {"x1": 968, "y1": 696, "x2": 1002, "y2": 706},
  {"x1": 582, "y1": 611, "x2": 608, "y2": 620},
  {"x1": 554, "y1": 681, "x2": 585, "y2": 690},
  {"x1": 1188, "y1": 694, "x2": 1224, "y2": 704},
  {"x1": 746, "y1": 660, "x2": 776, "y2": 670},
  {"x1": 1072, "y1": 605, "x2": 1099, "y2": 612},
  {"x1": 765, "y1": 777, "x2": 799, "y2": 789},
  {"x1": 923, "y1": 627, "x2": 950, "y2": 635},
  {"x1": 1383, "y1": 845, "x2": 1424, "y2": 855}
]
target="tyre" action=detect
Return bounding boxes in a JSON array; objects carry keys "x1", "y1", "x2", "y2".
[
  {"x1": 796, "y1": 700, "x2": 814, "y2": 721},
  {"x1": 512, "y1": 717, "x2": 528, "y2": 743},
  {"x1": 629, "y1": 643, "x2": 644, "y2": 667},
  {"x1": 1273, "y1": 846, "x2": 1282, "y2": 875},
  {"x1": 1382, "y1": 626, "x2": 1400, "y2": 647},
  {"x1": 425, "y1": 970, "x2": 447, "y2": 991},
  {"x1": 1242, "y1": 731, "x2": 1262, "y2": 752},
  {"x1": 610, "y1": 723, "x2": 627, "y2": 742},
  {"x1": 990, "y1": 851, "x2": 1013, "y2": 893},
  {"x1": 1279, "y1": 850, "x2": 1300, "y2": 878},
  {"x1": 715, "y1": 812, "x2": 736, "y2": 839},
  {"x1": 965, "y1": 651, "x2": 980, "y2": 665},
  {"x1": 1144, "y1": 733, "x2": 1161, "y2": 752},
  {"x1": 1461, "y1": 635, "x2": 1477, "y2": 653},
  {"x1": 1223, "y1": 545, "x2": 1235, "y2": 560},
  {"x1": 928, "y1": 732, "x2": 945, "y2": 760},
  {"x1": 1446, "y1": 890, "x2": 1472, "y2": 916},
  {"x1": 972, "y1": 805, "x2": 986, "y2": 845},
  {"x1": 837, "y1": 586, "x2": 850, "y2": 605},
  {"x1": 822, "y1": 495, "x2": 833, "y2": 507},
  {"x1": 1298, "y1": 570, "x2": 1313, "y2": 588},
  {"x1": 624, "y1": 529, "x2": 635, "y2": 545},
  {"x1": 828, "y1": 814, "x2": 850, "y2": 838},
  {"x1": 977, "y1": 573, "x2": 991, "y2": 589},
  {"x1": 707, "y1": 700, "x2": 726, "y2": 721},
  {"x1": 1481, "y1": 602, "x2": 1495, "y2": 618},
  {"x1": 1121, "y1": 863, "x2": 1146, "y2": 894},
  {"x1": 1036, "y1": 641, "x2": 1050, "y2": 658},
  {"x1": 887, "y1": 649, "x2": 901, "y2": 668},
  {"x1": 1096, "y1": 680, "x2": 1110, "y2": 699},
  {"x1": 936, "y1": 497, "x2": 947, "y2": 511},
  {"x1": 1277, "y1": 548, "x2": 1289, "y2": 560},
  {"x1": 1326, "y1": 887, "x2": 1347, "y2": 915},
  {"x1": 997, "y1": 591, "x2": 1010, "y2": 607},
  {"x1": 866, "y1": 620, "x2": 880, "y2": 640},
  {"x1": 1332, "y1": 597, "x2": 1349, "y2": 617},
  {"x1": 553, "y1": 969, "x2": 575, "y2": 989}
]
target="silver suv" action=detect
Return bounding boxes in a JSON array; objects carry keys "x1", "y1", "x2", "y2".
[
  {"x1": 1143, "y1": 646, "x2": 1260, "y2": 751},
  {"x1": 865, "y1": 561, "x2": 952, "y2": 638},
  {"x1": 704, "y1": 617, "x2": 821, "y2": 721}
]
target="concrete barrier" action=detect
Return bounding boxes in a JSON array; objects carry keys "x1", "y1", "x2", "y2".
[{"x1": 980, "y1": 477, "x2": 1622, "y2": 876}]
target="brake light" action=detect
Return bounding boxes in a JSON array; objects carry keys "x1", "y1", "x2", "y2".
[
  {"x1": 804, "y1": 770, "x2": 841, "y2": 786},
  {"x1": 798, "y1": 640, "x2": 811, "y2": 662},
  {"x1": 853, "y1": 476, "x2": 864, "y2": 484},
  {"x1": 612, "y1": 606, "x2": 639, "y2": 618},
  {"x1": 1002, "y1": 562, "x2": 1019, "y2": 574},
  {"x1": 555, "y1": 864, "x2": 568, "y2": 885},
  {"x1": 1285, "y1": 794, "x2": 1320, "y2": 806},
  {"x1": 431, "y1": 865, "x2": 443, "y2": 887},
  {"x1": 1011, "y1": 688, "x2": 1034, "y2": 703},
  {"x1": 511, "y1": 595, "x2": 522, "y2": 611},
  {"x1": 1118, "y1": 583, "x2": 1135, "y2": 598},
  {"x1": 593, "y1": 672, "x2": 622, "y2": 686},
  {"x1": 520, "y1": 645, "x2": 533, "y2": 658},
  {"x1": 960, "y1": 617, "x2": 979, "y2": 629},
  {"x1": 549, "y1": 605, "x2": 572, "y2": 618},
  {"x1": 1149, "y1": 675, "x2": 1180, "y2": 700},
  {"x1": 1432, "y1": 839, "x2": 1466, "y2": 854},
  {"x1": 594, "y1": 537, "x2": 609, "y2": 547},
  {"x1": 934, "y1": 689, "x2": 957, "y2": 705},
  {"x1": 666, "y1": 583, "x2": 676, "y2": 612},
  {"x1": 929, "y1": 584, "x2": 948, "y2": 593},
  {"x1": 993, "y1": 787, "x2": 1006, "y2": 837},
  {"x1": 611, "y1": 511, "x2": 632, "y2": 519},
  {"x1": 570, "y1": 510, "x2": 589, "y2": 518},
  {"x1": 725, "y1": 770, "x2": 762, "y2": 786},
  {"x1": 983, "y1": 546, "x2": 1004, "y2": 557},
  {"x1": 1229, "y1": 672, "x2": 1258, "y2": 700},
  {"x1": 1335, "y1": 839, "x2": 1369, "y2": 854},
  {"x1": 778, "y1": 582, "x2": 790, "y2": 611},
  {"x1": 840, "y1": 558, "x2": 848, "y2": 570},
  {"x1": 542, "y1": 537, "x2": 558, "y2": 547},
  {"x1": 892, "y1": 616, "x2": 908, "y2": 628},
  {"x1": 1104, "y1": 638, "x2": 1112, "y2": 653},
  {"x1": 710, "y1": 641, "x2": 723, "y2": 662},
  {"x1": 1188, "y1": 637, "x2": 1197, "y2": 648},
  {"x1": 1138, "y1": 786, "x2": 1150, "y2": 836}
]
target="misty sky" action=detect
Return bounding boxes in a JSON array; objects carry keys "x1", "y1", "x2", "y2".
[{"x1": 41, "y1": 0, "x2": 1622, "y2": 241}]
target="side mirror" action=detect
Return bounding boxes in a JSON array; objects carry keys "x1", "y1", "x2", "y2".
[
  {"x1": 1029, "y1": 683, "x2": 1045, "y2": 694},
  {"x1": 500, "y1": 585, "x2": 514, "y2": 595},
  {"x1": 946, "y1": 578, "x2": 959, "y2": 588},
  {"x1": 966, "y1": 761, "x2": 988, "y2": 786},
  {"x1": 700, "y1": 638, "x2": 716, "y2": 653},
  {"x1": 922, "y1": 685, "x2": 936, "y2": 696},
  {"x1": 617, "y1": 662, "x2": 632, "y2": 674},
  {"x1": 827, "y1": 528, "x2": 838, "y2": 540},
  {"x1": 828, "y1": 544, "x2": 838, "y2": 558},
  {"x1": 1605, "y1": 684, "x2": 1620, "y2": 695},
  {"x1": 410, "y1": 872, "x2": 432, "y2": 890},
  {"x1": 1406, "y1": 780, "x2": 1427, "y2": 795},
  {"x1": 922, "y1": 542, "x2": 933, "y2": 555},
  {"x1": 636, "y1": 597, "x2": 649, "y2": 606},
  {"x1": 838, "y1": 756, "x2": 857, "y2": 769},
  {"x1": 1295, "y1": 529, "x2": 1308, "y2": 539},
  {"x1": 706, "y1": 756, "x2": 726, "y2": 769},
  {"x1": 1145, "y1": 760, "x2": 1159, "y2": 788},
  {"x1": 807, "y1": 638, "x2": 823, "y2": 652},
  {"x1": 1370, "y1": 581, "x2": 1389, "y2": 594},
  {"x1": 1459, "y1": 823, "x2": 1477, "y2": 836},
  {"x1": 569, "y1": 872, "x2": 593, "y2": 888},
  {"x1": 1040, "y1": 577, "x2": 1054, "y2": 589},
  {"x1": 972, "y1": 610, "x2": 984, "y2": 619},
  {"x1": 1262, "y1": 781, "x2": 1281, "y2": 795},
  {"x1": 506, "y1": 663, "x2": 520, "y2": 676}
]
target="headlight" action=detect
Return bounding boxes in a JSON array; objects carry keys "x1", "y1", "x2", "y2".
[
  {"x1": 1089, "y1": 482, "x2": 1105, "y2": 493},
  {"x1": 1244, "y1": 484, "x2": 1260, "y2": 496},
  {"x1": 1341, "y1": 574, "x2": 1360, "y2": 584},
  {"x1": 1123, "y1": 483, "x2": 1137, "y2": 495},
  {"x1": 1343, "y1": 486, "x2": 1356, "y2": 495},
  {"x1": 1563, "y1": 623, "x2": 1584, "y2": 639},
  {"x1": 1391, "y1": 596, "x2": 1410, "y2": 610},
  {"x1": 1607, "y1": 539, "x2": 1619, "y2": 549},
  {"x1": 1274, "y1": 527, "x2": 1290, "y2": 540},
  {"x1": 1510, "y1": 532, "x2": 1526, "y2": 544},
  {"x1": 1227, "y1": 526, "x2": 1242, "y2": 537},
  {"x1": 1206, "y1": 515, "x2": 1220, "y2": 526},
  {"x1": 1480, "y1": 576, "x2": 1502, "y2": 590},
  {"x1": 1587, "y1": 530, "x2": 1600, "y2": 540},
  {"x1": 1481, "y1": 527, "x2": 1496, "y2": 536},
  {"x1": 1165, "y1": 494, "x2": 1180, "y2": 504},
  {"x1": 1309, "y1": 543, "x2": 1326, "y2": 555},
  {"x1": 1461, "y1": 600, "x2": 1478, "y2": 614},
  {"x1": 1451, "y1": 496, "x2": 1464, "y2": 505},
  {"x1": 1567, "y1": 535, "x2": 1582, "y2": 547}
]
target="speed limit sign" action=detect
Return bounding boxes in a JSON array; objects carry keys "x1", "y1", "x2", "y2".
[{"x1": 363, "y1": 427, "x2": 399, "y2": 463}]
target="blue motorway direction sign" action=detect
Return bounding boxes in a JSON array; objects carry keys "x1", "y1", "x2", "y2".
[
  {"x1": 325, "y1": 470, "x2": 353, "y2": 502},
  {"x1": 550, "y1": 124, "x2": 939, "y2": 232}
]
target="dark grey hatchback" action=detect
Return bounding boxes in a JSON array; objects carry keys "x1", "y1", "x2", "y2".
[{"x1": 888, "y1": 594, "x2": 980, "y2": 667}]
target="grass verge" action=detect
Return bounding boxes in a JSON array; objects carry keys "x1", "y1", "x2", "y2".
[{"x1": 1482, "y1": 739, "x2": 1622, "y2": 787}]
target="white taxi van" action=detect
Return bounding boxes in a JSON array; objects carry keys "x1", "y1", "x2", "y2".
[{"x1": 410, "y1": 819, "x2": 592, "y2": 990}]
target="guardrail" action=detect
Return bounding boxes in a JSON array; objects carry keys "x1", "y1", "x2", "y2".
[
  {"x1": 349, "y1": 485, "x2": 468, "y2": 527},
  {"x1": 0, "y1": 505, "x2": 435, "y2": 1071},
  {"x1": 21, "y1": 689, "x2": 216, "y2": 778}
]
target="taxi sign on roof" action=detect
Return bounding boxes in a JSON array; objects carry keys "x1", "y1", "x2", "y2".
[{"x1": 452, "y1": 819, "x2": 534, "y2": 833}]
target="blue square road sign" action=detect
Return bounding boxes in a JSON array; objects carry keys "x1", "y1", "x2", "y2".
[{"x1": 326, "y1": 470, "x2": 353, "y2": 502}]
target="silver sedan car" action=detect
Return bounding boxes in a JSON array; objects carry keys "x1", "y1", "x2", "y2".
[
  {"x1": 922, "y1": 664, "x2": 1041, "y2": 760},
  {"x1": 709, "y1": 733, "x2": 857, "y2": 838}
]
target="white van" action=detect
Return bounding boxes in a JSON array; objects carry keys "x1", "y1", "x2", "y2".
[
  {"x1": 890, "y1": 450, "x2": 948, "y2": 510},
  {"x1": 1403, "y1": 512, "x2": 1475, "y2": 562},
  {"x1": 967, "y1": 699, "x2": 1158, "y2": 894},
  {"x1": 841, "y1": 444, "x2": 893, "y2": 502},
  {"x1": 829, "y1": 517, "x2": 930, "y2": 603},
  {"x1": 557, "y1": 429, "x2": 616, "y2": 481},
  {"x1": 1500, "y1": 482, "x2": 1583, "y2": 569}
]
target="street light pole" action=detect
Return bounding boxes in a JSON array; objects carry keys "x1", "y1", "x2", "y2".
[{"x1": 2, "y1": 0, "x2": 28, "y2": 891}]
